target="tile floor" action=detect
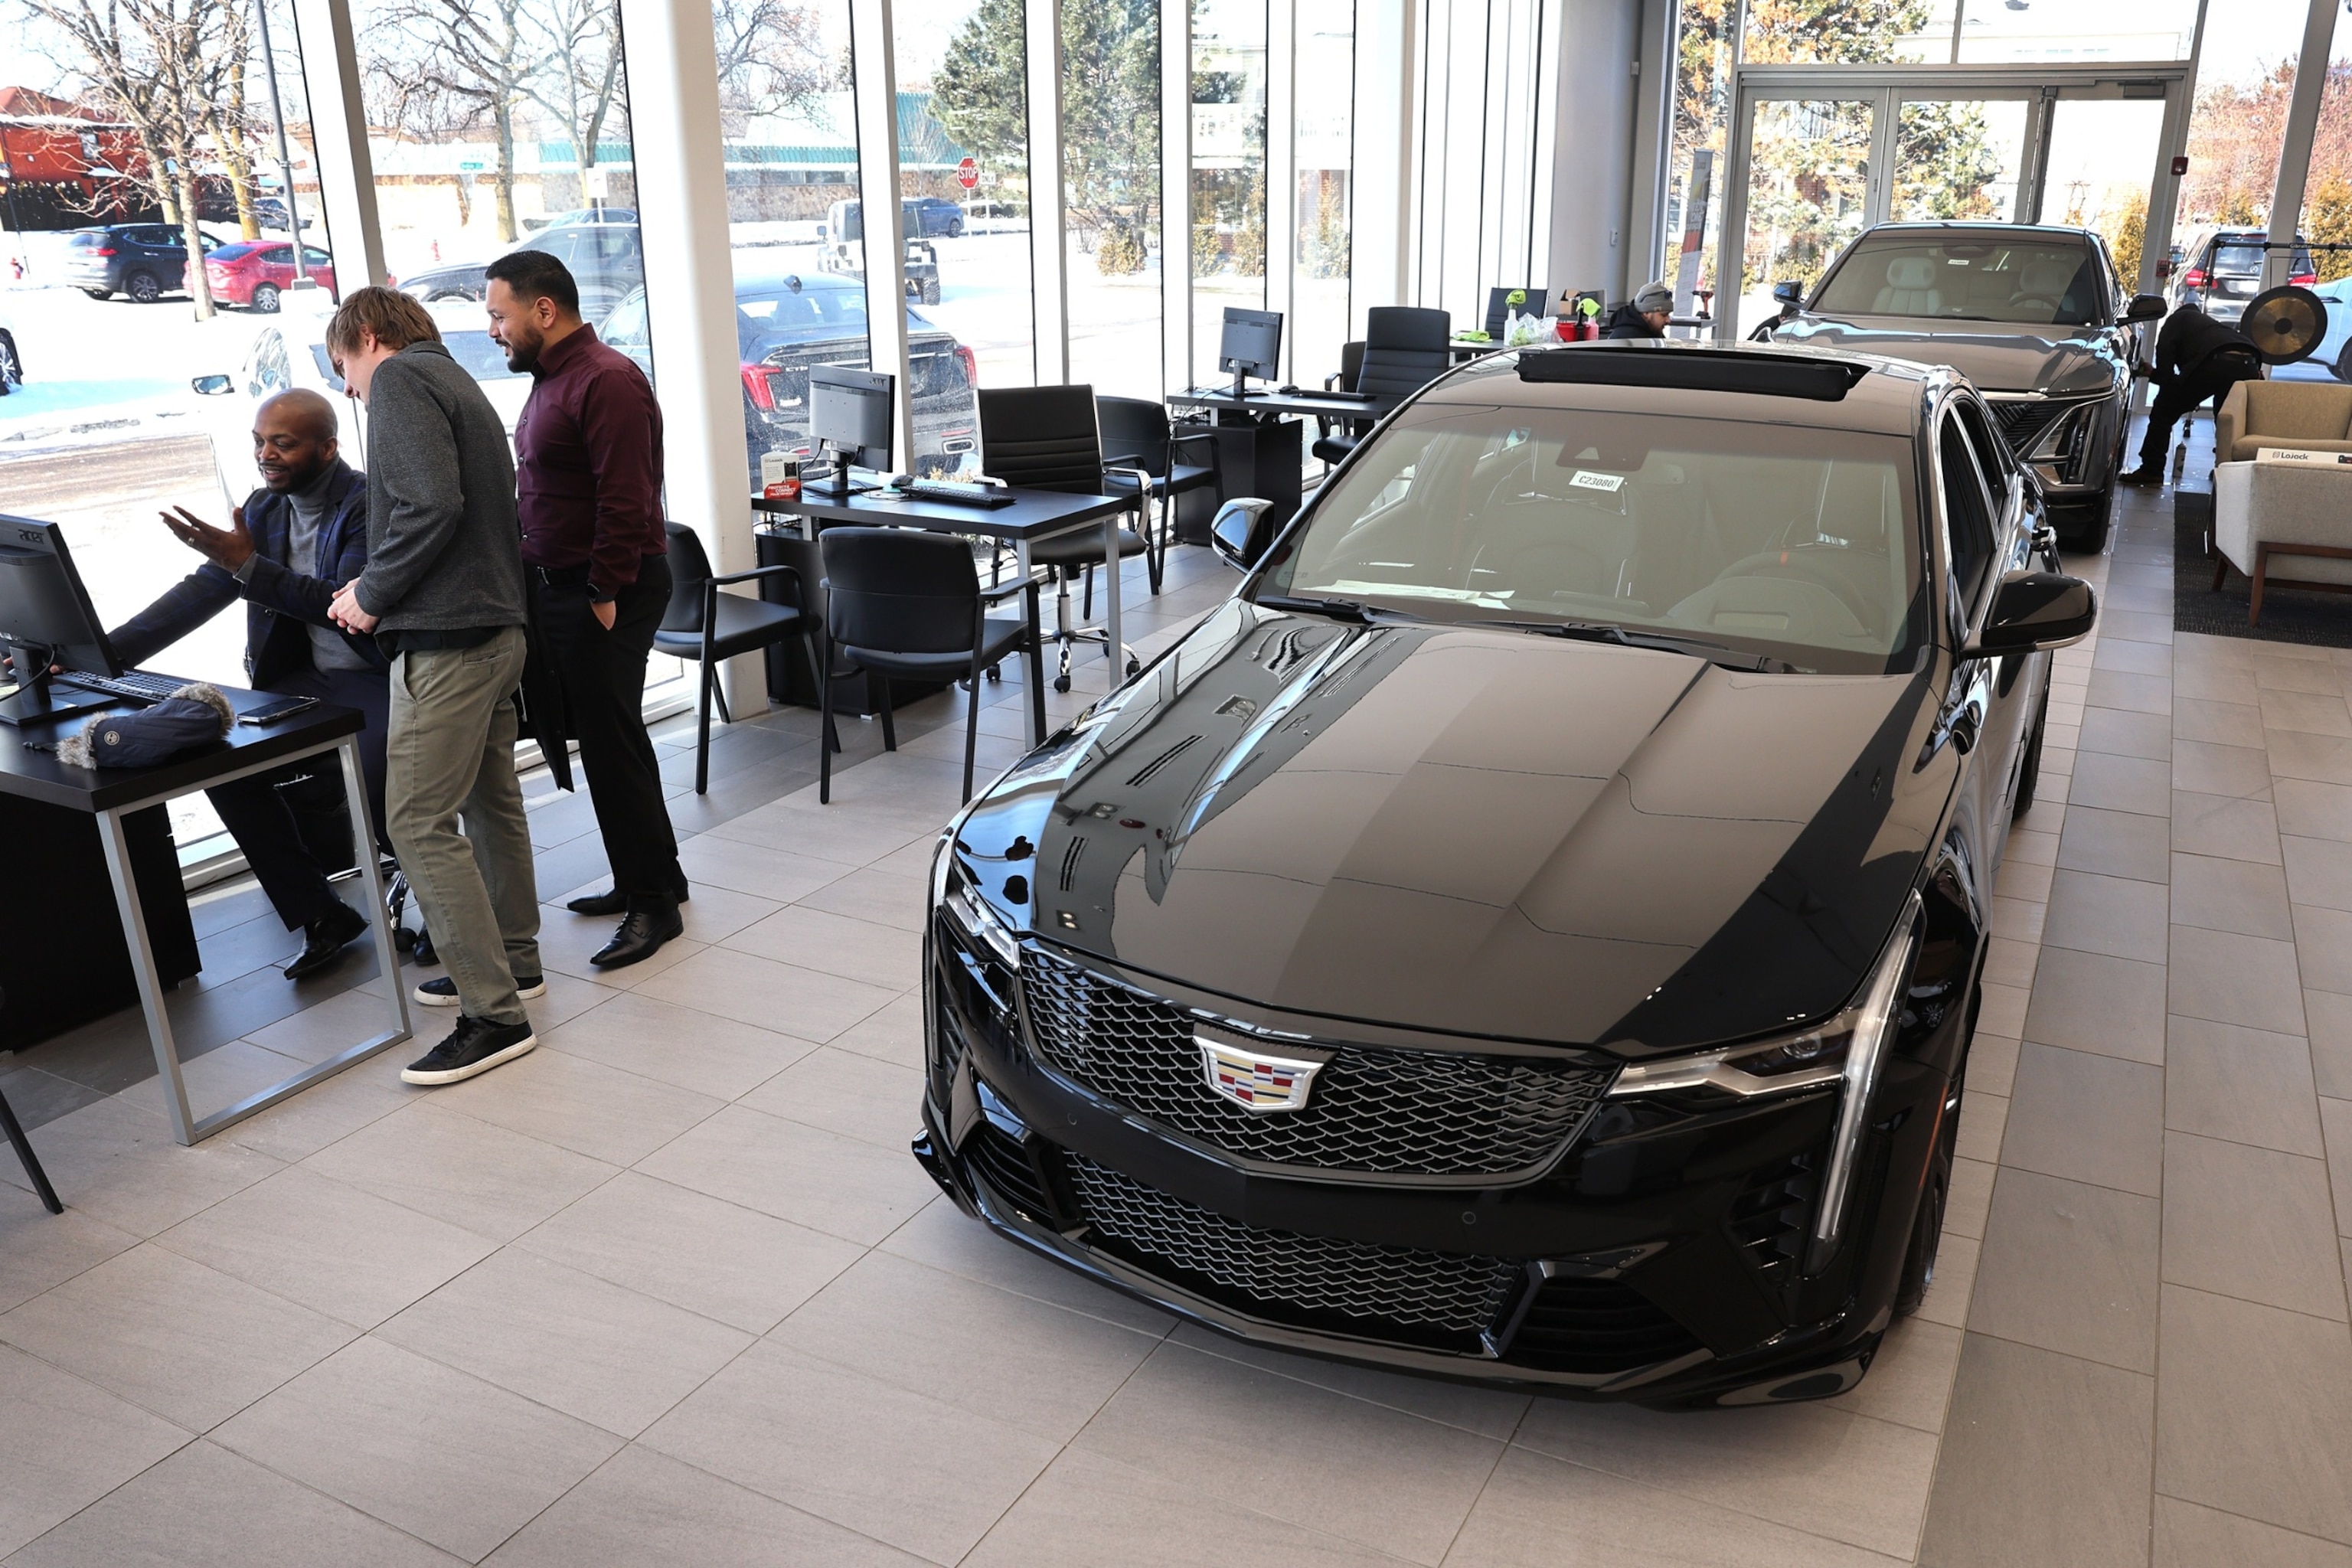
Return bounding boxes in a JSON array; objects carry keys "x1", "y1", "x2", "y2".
[{"x1": 2, "y1": 472, "x2": 2350, "y2": 1565}]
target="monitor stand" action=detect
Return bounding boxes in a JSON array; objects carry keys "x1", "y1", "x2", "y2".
[
  {"x1": 1230, "y1": 365, "x2": 1250, "y2": 400},
  {"x1": 0, "y1": 644, "x2": 109, "y2": 728}
]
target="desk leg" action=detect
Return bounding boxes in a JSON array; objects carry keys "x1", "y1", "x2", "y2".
[
  {"x1": 94, "y1": 806, "x2": 198, "y2": 1145},
  {"x1": 341, "y1": 734, "x2": 413, "y2": 1054},
  {"x1": 1104, "y1": 508, "x2": 1124, "y2": 682},
  {"x1": 1017, "y1": 538, "x2": 1044, "y2": 748}
]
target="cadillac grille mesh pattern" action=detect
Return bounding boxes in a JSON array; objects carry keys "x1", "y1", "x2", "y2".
[
  {"x1": 1020, "y1": 949, "x2": 1616, "y2": 1176},
  {"x1": 1063, "y1": 1152, "x2": 1521, "y2": 1334}
]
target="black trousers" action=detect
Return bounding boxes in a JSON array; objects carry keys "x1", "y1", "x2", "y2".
[
  {"x1": 208, "y1": 663, "x2": 390, "y2": 932},
  {"x1": 2138, "y1": 354, "x2": 2265, "y2": 469},
  {"x1": 534, "y1": 554, "x2": 684, "y2": 900}
]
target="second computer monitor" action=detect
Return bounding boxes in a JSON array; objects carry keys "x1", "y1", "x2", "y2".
[
  {"x1": 1218, "y1": 307, "x2": 1283, "y2": 387},
  {"x1": 808, "y1": 364, "x2": 894, "y2": 485}
]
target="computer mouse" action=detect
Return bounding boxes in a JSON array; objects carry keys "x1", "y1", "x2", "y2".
[{"x1": 1277, "y1": 384, "x2": 1301, "y2": 394}]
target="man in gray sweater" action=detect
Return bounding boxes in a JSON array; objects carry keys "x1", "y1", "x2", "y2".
[{"x1": 325, "y1": 286, "x2": 544, "y2": 1086}]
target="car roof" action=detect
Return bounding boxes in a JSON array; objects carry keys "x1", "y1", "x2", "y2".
[
  {"x1": 1428, "y1": 341, "x2": 1932, "y2": 437},
  {"x1": 1851, "y1": 221, "x2": 2096, "y2": 243}
]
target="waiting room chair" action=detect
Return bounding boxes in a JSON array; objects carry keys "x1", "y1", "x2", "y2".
[
  {"x1": 653, "y1": 521, "x2": 829, "y2": 795},
  {"x1": 1312, "y1": 306, "x2": 1451, "y2": 467},
  {"x1": 1485, "y1": 286, "x2": 1548, "y2": 338},
  {"x1": 976, "y1": 385, "x2": 1150, "y2": 692},
  {"x1": 816, "y1": 527, "x2": 1040, "y2": 804},
  {"x1": 1096, "y1": 394, "x2": 1222, "y2": 593}
]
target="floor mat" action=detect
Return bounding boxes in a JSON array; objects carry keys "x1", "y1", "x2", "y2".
[{"x1": 2172, "y1": 488, "x2": 2352, "y2": 648}]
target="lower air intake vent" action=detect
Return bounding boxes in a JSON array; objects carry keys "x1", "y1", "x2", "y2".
[
  {"x1": 1503, "y1": 1276, "x2": 1707, "y2": 1376},
  {"x1": 964, "y1": 1123, "x2": 1057, "y2": 1223},
  {"x1": 1726, "y1": 1146, "x2": 1821, "y2": 1284},
  {"x1": 1063, "y1": 1152, "x2": 1520, "y2": 1348}
]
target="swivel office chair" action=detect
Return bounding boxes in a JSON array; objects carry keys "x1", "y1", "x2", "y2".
[
  {"x1": 1311, "y1": 306, "x2": 1451, "y2": 467},
  {"x1": 975, "y1": 385, "x2": 1150, "y2": 693},
  {"x1": 1096, "y1": 394, "x2": 1222, "y2": 593}
]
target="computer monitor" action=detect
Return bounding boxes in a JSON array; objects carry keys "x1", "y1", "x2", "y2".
[
  {"x1": 808, "y1": 365, "x2": 894, "y2": 497},
  {"x1": 0, "y1": 515, "x2": 127, "y2": 726},
  {"x1": 1218, "y1": 307, "x2": 1283, "y2": 397},
  {"x1": 1485, "y1": 287, "x2": 1548, "y2": 338}
]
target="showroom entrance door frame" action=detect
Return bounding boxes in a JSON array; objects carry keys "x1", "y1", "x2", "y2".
[{"x1": 1714, "y1": 63, "x2": 2195, "y2": 341}]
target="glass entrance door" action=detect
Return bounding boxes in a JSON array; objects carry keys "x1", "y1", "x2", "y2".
[
  {"x1": 2030, "y1": 90, "x2": 2173, "y2": 290},
  {"x1": 1890, "y1": 94, "x2": 2033, "y2": 224},
  {"x1": 1730, "y1": 96, "x2": 1880, "y2": 338}
]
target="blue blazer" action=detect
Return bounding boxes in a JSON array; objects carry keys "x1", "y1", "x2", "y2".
[{"x1": 109, "y1": 460, "x2": 388, "y2": 685}]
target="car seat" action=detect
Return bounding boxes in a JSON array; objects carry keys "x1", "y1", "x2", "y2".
[
  {"x1": 1873, "y1": 256, "x2": 1944, "y2": 315},
  {"x1": 2009, "y1": 258, "x2": 2082, "y2": 317}
]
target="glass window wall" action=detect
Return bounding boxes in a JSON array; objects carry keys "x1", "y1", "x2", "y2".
[
  {"x1": 1291, "y1": 0, "x2": 1354, "y2": 384},
  {"x1": 1191, "y1": 0, "x2": 1267, "y2": 384},
  {"x1": 1063, "y1": 0, "x2": 1165, "y2": 396}
]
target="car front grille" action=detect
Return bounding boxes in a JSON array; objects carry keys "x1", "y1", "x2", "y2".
[
  {"x1": 1988, "y1": 397, "x2": 2069, "y2": 454},
  {"x1": 1062, "y1": 1151, "x2": 1522, "y2": 1341},
  {"x1": 1018, "y1": 949, "x2": 1615, "y2": 1178},
  {"x1": 1501, "y1": 1275, "x2": 1707, "y2": 1375}
]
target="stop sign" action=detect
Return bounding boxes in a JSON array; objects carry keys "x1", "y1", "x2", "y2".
[{"x1": 956, "y1": 156, "x2": 978, "y2": 191}]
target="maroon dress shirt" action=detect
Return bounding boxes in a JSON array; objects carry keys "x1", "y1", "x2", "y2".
[{"x1": 514, "y1": 322, "x2": 665, "y2": 598}]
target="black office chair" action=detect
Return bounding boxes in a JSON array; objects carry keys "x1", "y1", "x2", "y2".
[
  {"x1": 816, "y1": 527, "x2": 1039, "y2": 804},
  {"x1": 1485, "y1": 287, "x2": 1548, "y2": 338},
  {"x1": 653, "y1": 522, "x2": 828, "y2": 794},
  {"x1": 1096, "y1": 394, "x2": 1221, "y2": 593},
  {"x1": 1312, "y1": 307, "x2": 1451, "y2": 466},
  {"x1": 976, "y1": 385, "x2": 1149, "y2": 692}
]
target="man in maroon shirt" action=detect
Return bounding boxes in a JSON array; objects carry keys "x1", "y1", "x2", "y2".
[{"x1": 485, "y1": 248, "x2": 687, "y2": 968}]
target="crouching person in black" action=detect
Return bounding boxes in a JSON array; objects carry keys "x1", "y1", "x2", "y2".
[
  {"x1": 109, "y1": 388, "x2": 391, "y2": 980},
  {"x1": 2119, "y1": 302, "x2": 2265, "y2": 485}
]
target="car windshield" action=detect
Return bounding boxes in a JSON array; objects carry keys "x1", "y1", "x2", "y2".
[
  {"x1": 1812, "y1": 234, "x2": 2102, "y2": 326},
  {"x1": 1263, "y1": 400, "x2": 1926, "y2": 674}
]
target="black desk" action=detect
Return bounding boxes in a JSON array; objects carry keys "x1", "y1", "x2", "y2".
[
  {"x1": 0, "y1": 689, "x2": 411, "y2": 1145},
  {"x1": 1166, "y1": 386, "x2": 1396, "y2": 536},
  {"x1": 754, "y1": 485, "x2": 1136, "y2": 747}
]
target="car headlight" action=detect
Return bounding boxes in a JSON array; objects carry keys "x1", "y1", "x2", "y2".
[
  {"x1": 933, "y1": 822, "x2": 1020, "y2": 972},
  {"x1": 1609, "y1": 890, "x2": 1924, "y2": 1254}
]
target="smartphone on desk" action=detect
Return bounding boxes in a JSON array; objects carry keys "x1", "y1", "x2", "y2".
[{"x1": 239, "y1": 694, "x2": 319, "y2": 727}]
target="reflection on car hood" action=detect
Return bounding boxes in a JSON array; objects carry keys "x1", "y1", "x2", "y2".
[
  {"x1": 1775, "y1": 315, "x2": 2123, "y2": 397},
  {"x1": 956, "y1": 603, "x2": 1949, "y2": 1055}
]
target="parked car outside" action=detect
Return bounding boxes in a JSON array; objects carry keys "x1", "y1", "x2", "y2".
[
  {"x1": 531, "y1": 207, "x2": 639, "y2": 230},
  {"x1": 1764, "y1": 221, "x2": 2164, "y2": 550},
  {"x1": 2165, "y1": 227, "x2": 2316, "y2": 325},
  {"x1": 249, "y1": 198, "x2": 313, "y2": 232},
  {"x1": 918, "y1": 339, "x2": 2095, "y2": 1406},
  {"x1": 0, "y1": 302, "x2": 21, "y2": 394},
  {"x1": 599, "y1": 267, "x2": 978, "y2": 482},
  {"x1": 906, "y1": 197, "x2": 967, "y2": 238},
  {"x1": 191, "y1": 241, "x2": 338, "y2": 312},
  {"x1": 818, "y1": 200, "x2": 946, "y2": 302},
  {"x1": 394, "y1": 221, "x2": 642, "y2": 322},
  {"x1": 60, "y1": 224, "x2": 222, "y2": 302}
]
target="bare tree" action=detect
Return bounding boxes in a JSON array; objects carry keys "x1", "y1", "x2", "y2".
[
  {"x1": 20, "y1": 0, "x2": 230, "y2": 316},
  {"x1": 523, "y1": 0, "x2": 626, "y2": 190},
  {"x1": 374, "y1": 0, "x2": 534, "y2": 239},
  {"x1": 710, "y1": 0, "x2": 837, "y2": 134}
]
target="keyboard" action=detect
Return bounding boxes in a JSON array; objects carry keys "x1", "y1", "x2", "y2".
[
  {"x1": 903, "y1": 479, "x2": 1015, "y2": 508},
  {"x1": 1318, "y1": 389, "x2": 1382, "y2": 403},
  {"x1": 58, "y1": 669, "x2": 188, "y2": 704}
]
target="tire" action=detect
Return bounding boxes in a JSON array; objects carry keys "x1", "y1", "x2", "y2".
[
  {"x1": 0, "y1": 332, "x2": 19, "y2": 392},
  {"x1": 2013, "y1": 684, "x2": 2050, "y2": 822},
  {"x1": 1893, "y1": 1025, "x2": 1968, "y2": 1318},
  {"x1": 252, "y1": 283, "x2": 281, "y2": 313},
  {"x1": 2053, "y1": 488, "x2": 2112, "y2": 554},
  {"x1": 83, "y1": 287, "x2": 111, "y2": 301},
  {"x1": 920, "y1": 278, "x2": 942, "y2": 305},
  {"x1": 126, "y1": 270, "x2": 161, "y2": 303},
  {"x1": 2337, "y1": 338, "x2": 2352, "y2": 385}
]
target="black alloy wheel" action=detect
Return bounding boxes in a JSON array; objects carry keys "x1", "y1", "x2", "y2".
[
  {"x1": 0, "y1": 332, "x2": 19, "y2": 390},
  {"x1": 2335, "y1": 337, "x2": 2352, "y2": 385},
  {"x1": 2012, "y1": 684, "x2": 2049, "y2": 821},
  {"x1": 126, "y1": 270, "x2": 162, "y2": 303},
  {"x1": 253, "y1": 283, "x2": 282, "y2": 314}
]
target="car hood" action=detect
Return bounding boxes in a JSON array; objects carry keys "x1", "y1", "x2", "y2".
[
  {"x1": 1774, "y1": 315, "x2": 2123, "y2": 397},
  {"x1": 955, "y1": 603, "x2": 1952, "y2": 1057}
]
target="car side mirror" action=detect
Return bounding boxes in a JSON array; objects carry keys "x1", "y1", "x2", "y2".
[
  {"x1": 1772, "y1": 279, "x2": 1805, "y2": 305},
  {"x1": 1965, "y1": 570, "x2": 2097, "y2": 657},
  {"x1": 2122, "y1": 293, "x2": 2167, "y2": 323},
  {"x1": 1210, "y1": 498, "x2": 1276, "y2": 571},
  {"x1": 190, "y1": 374, "x2": 233, "y2": 395}
]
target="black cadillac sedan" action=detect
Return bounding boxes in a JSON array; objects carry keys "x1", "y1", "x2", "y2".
[
  {"x1": 1763, "y1": 222, "x2": 2167, "y2": 552},
  {"x1": 914, "y1": 341, "x2": 2096, "y2": 1406}
]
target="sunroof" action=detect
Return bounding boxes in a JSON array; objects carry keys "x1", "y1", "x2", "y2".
[{"x1": 1516, "y1": 348, "x2": 1870, "y2": 401}]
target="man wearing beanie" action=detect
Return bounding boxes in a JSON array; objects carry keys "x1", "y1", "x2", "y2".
[{"x1": 1604, "y1": 281, "x2": 1675, "y2": 340}]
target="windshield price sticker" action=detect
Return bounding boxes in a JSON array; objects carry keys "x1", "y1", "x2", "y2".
[{"x1": 1570, "y1": 470, "x2": 1625, "y2": 493}]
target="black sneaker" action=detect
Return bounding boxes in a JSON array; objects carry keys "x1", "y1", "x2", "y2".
[
  {"x1": 400, "y1": 1016, "x2": 537, "y2": 1085},
  {"x1": 413, "y1": 972, "x2": 546, "y2": 1007}
]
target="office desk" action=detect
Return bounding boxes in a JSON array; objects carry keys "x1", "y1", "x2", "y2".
[
  {"x1": 754, "y1": 485, "x2": 1135, "y2": 746},
  {"x1": 0, "y1": 691, "x2": 411, "y2": 1145},
  {"x1": 1166, "y1": 386, "x2": 1398, "y2": 535}
]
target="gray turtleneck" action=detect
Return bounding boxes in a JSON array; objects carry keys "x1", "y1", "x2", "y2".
[{"x1": 243, "y1": 466, "x2": 373, "y2": 672}]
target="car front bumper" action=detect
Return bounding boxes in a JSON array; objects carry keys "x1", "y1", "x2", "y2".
[{"x1": 916, "y1": 928, "x2": 1957, "y2": 1406}]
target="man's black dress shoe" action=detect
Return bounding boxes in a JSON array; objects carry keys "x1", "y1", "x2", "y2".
[
  {"x1": 567, "y1": 884, "x2": 690, "y2": 916},
  {"x1": 286, "y1": 902, "x2": 370, "y2": 981},
  {"x1": 590, "y1": 899, "x2": 685, "y2": 969}
]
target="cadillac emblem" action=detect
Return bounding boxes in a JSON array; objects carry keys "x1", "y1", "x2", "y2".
[{"x1": 1196, "y1": 1027, "x2": 1330, "y2": 1113}]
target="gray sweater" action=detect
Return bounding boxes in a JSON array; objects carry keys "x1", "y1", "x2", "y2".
[{"x1": 351, "y1": 341, "x2": 526, "y2": 634}]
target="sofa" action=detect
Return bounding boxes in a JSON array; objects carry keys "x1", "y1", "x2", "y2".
[
  {"x1": 2212, "y1": 456, "x2": 2352, "y2": 623},
  {"x1": 2215, "y1": 380, "x2": 2352, "y2": 464}
]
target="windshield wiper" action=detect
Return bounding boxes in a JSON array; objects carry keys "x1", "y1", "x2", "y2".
[
  {"x1": 1254, "y1": 594, "x2": 1419, "y2": 624},
  {"x1": 1501, "y1": 620, "x2": 1798, "y2": 671}
]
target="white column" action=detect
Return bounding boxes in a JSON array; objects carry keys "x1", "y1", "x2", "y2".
[
  {"x1": 1027, "y1": 0, "x2": 1070, "y2": 385},
  {"x1": 1351, "y1": 0, "x2": 1412, "y2": 321},
  {"x1": 851, "y1": 0, "x2": 915, "y2": 463},
  {"x1": 1161, "y1": 0, "x2": 1192, "y2": 388},
  {"x1": 2263, "y1": 0, "x2": 2339, "y2": 289},
  {"x1": 289, "y1": 0, "x2": 385, "y2": 287},
  {"x1": 615, "y1": 0, "x2": 760, "y2": 704}
]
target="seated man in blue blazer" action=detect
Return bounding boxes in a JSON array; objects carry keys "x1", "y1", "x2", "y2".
[{"x1": 111, "y1": 389, "x2": 390, "y2": 981}]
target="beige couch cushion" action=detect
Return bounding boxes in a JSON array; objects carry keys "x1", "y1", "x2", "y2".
[
  {"x1": 2213, "y1": 459, "x2": 2352, "y2": 587},
  {"x1": 2218, "y1": 381, "x2": 2352, "y2": 462}
]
